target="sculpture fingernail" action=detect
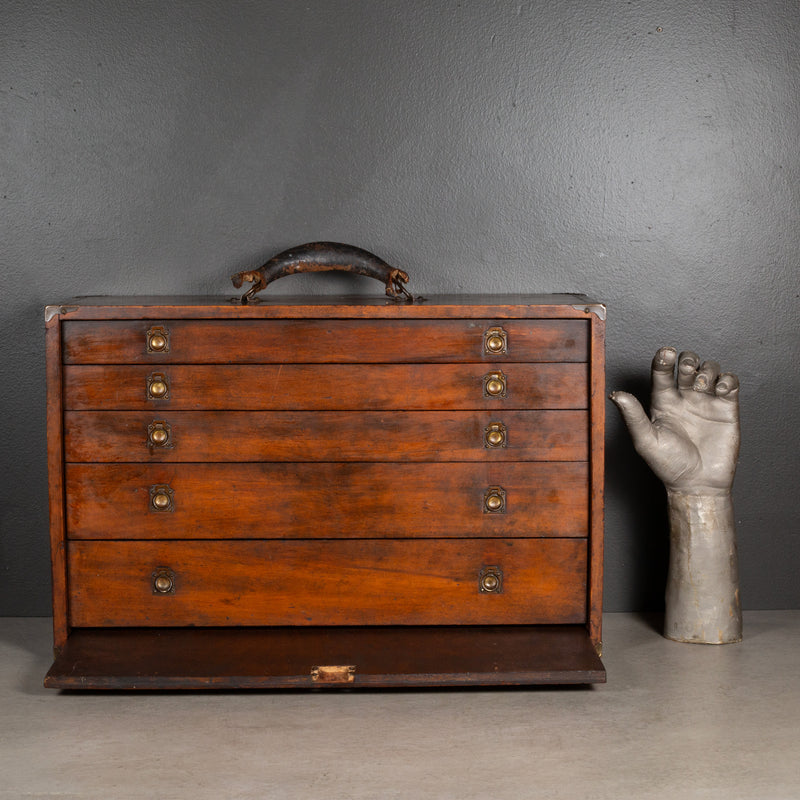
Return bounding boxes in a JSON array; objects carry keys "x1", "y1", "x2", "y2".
[{"x1": 679, "y1": 359, "x2": 698, "y2": 374}]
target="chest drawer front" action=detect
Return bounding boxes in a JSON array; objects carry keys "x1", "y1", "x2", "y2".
[
  {"x1": 62, "y1": 319, "x2": 588, "y2": 364},
  {"x1": 65, "y1": 462, "x2": 589, "y2": 540},
  {"x1": 63, "y1": 363, "x2": 589, "y2": 411},
  {"x1": 67, "y1": 539, "x2": 588, "y2": 627},
  {"x1": 64, "y1": 410, "x2": 589, "y2": 462}
]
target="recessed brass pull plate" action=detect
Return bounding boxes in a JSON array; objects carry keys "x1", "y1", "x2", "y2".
[
  {"x1": 483, "y1": 370, "x2": 507, "y2": 398},
  {"x1": 152, "y1": 567, "x2": 176, "y2": 595},
  {"x1": 149, "y1": 484, "x2": 175, "y2": 513},
  {"x1": 483, "y1": 326, "x2": 508, "y2": 355},
  {"x1": 147, "y1": 420, "x2": 173, "y2": 449},
  {"x1": 146, "y1": 325, "x2": 170, "y2": 353},
  {"x1": 484, "y1": 421, "x2": 507, "y2": 448},
  {"x1": 147, "y1": 372, "x2": 170, "y2": 400},
  {"x1": 479, "y1": 565, "x2": 503, "y2": 594},
  {"x1": 484, "y1": 486, "x2": 506, "y2": 513},
  {"x1": 311, "y1": 665, "x2": 356, "y2": 683}
]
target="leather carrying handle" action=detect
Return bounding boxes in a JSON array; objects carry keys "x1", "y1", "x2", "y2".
[{"x1": 231, "y1": 242, "x2": 412, "y2": 304}]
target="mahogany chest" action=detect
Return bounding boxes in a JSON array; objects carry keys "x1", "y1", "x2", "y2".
[{"x1": 44, "y1": 295, "x2": 606, "y2": 688}]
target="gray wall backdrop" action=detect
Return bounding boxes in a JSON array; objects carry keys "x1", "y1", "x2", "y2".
[{"x1": 2, "y1": 0, "x2": 798, "y2": 615}]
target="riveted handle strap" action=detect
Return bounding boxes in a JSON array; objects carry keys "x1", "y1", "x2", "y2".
[{"x1": 231, "y1": 241, "x2": 413, "y2": 304}]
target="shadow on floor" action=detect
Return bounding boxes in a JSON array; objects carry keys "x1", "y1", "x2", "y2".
[
  {"x1": 632, "y1": 610, "x2": 665, "y2": 636},
  {"x1": 0, "y1": 617, "x2": 53, "y2": 695}
]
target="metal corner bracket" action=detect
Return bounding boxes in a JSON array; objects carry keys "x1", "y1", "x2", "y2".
[
  {"x1": 571, "y1": 303, "x2": 606, "y2": 321},
  {"x1": 45, "y1": 305, "x2": 78, "y2": 322}
]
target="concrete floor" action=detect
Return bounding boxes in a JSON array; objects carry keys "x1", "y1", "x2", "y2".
[{"x1": 1, "y1": 612, "x2": 798, "y2": 799}]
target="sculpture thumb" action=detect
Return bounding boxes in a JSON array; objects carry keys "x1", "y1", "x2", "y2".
[{"x1": 609, "y1": 391, "x2": 656, "y2": 451}]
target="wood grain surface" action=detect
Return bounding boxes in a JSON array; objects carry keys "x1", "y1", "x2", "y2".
[
  {"x1": 67, "y1": 538, "x2": 588, "y2": 627},
  {"x1": 64, "y1": 409, "x2": 589, "y2": 462},
  {"x1": 45, "y1": 625, "x2": 606, "y2": 689},
  {"x1": 65, "y1": 461, "x2": 589, "y2": 540},
  {"x1": 63, "y1": 362, "x2": 588, "y2": 410},
  {"x1": 62, "y1": 318, "x2": 588, "y2": 364}
]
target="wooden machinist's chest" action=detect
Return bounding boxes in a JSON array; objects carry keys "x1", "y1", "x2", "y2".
[{"x1": 44, "y1": 294, "x2": 606, "y2": 688}]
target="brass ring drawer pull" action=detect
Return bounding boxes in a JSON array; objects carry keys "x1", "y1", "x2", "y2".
[
  {"x1": 149, "y1": 484, "x2": 174, "y2": 513},
  {"x1": 147, "y1": 420, "x2": 173, "y2": 448},
  {"x1": 152, "y1": 567, "x2": 176, "y2": 594},
  {"x1": 483, "y1": 370, "x2": 507, "y2": 398},
  {"x1": 483, "y1": 326, "x2": 507, "y2": 355},
  {"x1": 484, "y1": 486, "x2": 506, "y2": 513},
  {"x1": 484, "y1": 422, "x2": 507, "y2": 448},
  {"x1": 147, "y1": 372, "x2": 169, "y2": 400},
  {"x1": 479, "y1": 566, "x2": 503, "y2": 593},
  {"x1": 146, "y1": 325, "x2": 170, "y2": 353}
]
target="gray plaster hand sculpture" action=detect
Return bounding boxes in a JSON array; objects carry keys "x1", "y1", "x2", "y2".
[{"x1": 610, "y1": 347, "x2": 742, "y2": 643}]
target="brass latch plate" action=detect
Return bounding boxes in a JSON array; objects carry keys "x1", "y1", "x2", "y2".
[{"x1": 311, "y1": 665, "x2": 356, "y2": 683}]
